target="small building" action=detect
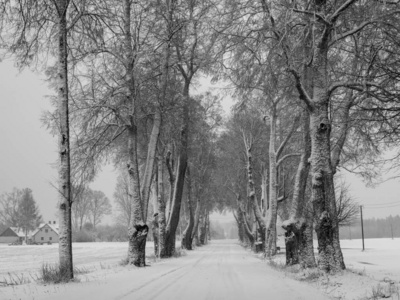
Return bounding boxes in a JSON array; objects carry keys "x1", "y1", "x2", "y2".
[
  {"x1": 0, "y1": 227, "x2": 25, "y2": 244},
  {"x1": 30, "y1": 222, "x2": 59, "y2": 244},
  {"x1": 0, "y1": 221, "x2": 59, "y2": 244}
]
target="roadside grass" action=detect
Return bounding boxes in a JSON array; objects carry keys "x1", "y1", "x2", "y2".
[
  {"x1": 368, "y1": 283, "x2": 400, "y2": 300},
  {"x1": 39, "y1": 263, "x2": 90, "y2": 284},
  {"x1": 267, "y1": 259, "x2": 324, "y2": 282},
  {"x1": 1, "y1": 272, "x2": 38, "y2": 286}
]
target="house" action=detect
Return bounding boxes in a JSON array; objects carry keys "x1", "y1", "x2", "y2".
[
  {"x1": 30, "y1": 222, "x2": 59, "y2": 244},
  {"x1": 0, "y1": 227, "x2": 26, "y2": 244},
  {"x1": 0, "y1": 221, "x2": 59, "y2": 244}
]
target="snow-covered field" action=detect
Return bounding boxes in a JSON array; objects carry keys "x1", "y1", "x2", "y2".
[
  {"x1": 274, "y1": 237, "x2": 400, "y2": 299},
  {"x1": 0, "y1": 238, "x2": 399, "y2": 299},
  {"x1": 340, "y1": 238, "x2": 400, "y2": 282},
  {"x1": 0, "y1": 241, "x2": 141, "y2": 278}
]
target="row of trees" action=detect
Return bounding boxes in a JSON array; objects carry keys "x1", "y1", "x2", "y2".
[
  {"x1": 1, "y1": 0, "x2": 222, "y2": 279},
  {"x1": 212, "y1": 0, "x2": 400, "y2": 272},
  {"x1": 2, "y1": 0, "x2": 400, "y2": 280}
]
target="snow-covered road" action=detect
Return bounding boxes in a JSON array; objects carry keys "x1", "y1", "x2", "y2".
[
  {"x1": 115, "y1": 240, "x2": 328, "y2": 300},
  {"x1": 1, "y1": 240, "x2": 327, "y2": 300},
  {"x1": 3, "y1": 238, "x2": 400, "y2": 299}
]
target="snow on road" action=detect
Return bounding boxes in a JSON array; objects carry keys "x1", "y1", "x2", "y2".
[{"x1": 1, "y1": 240, "x2": 328, "y2": 300}]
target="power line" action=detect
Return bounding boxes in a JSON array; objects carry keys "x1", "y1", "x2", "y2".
[
  {"x1": 365, "y1": 201, "x2": 400, "y2": 206},
  {"x1": 364, "y1": 203, "x2": 400, "y2": 209}
]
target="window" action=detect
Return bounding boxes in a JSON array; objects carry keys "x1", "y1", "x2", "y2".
[
  {"x1": 45, "y1": 229, "x2": 48, "y2": 233},
  {"x1": 49, "y1": 237, "x2": 52, "y2": 240},
  {"x1": 41, "y1": 237, "x2": 44, "y2": 241}
]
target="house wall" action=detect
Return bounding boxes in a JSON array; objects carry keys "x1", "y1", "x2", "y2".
[
  {"x1": 32, "y1": 225, "x2": 59, "y2": 244},
  {"x1": 0, "y1": 236, "x2": 19, "y2": 244},
  {"x1": 0, "y1": 228, "x2": 20, "y2": 244}
]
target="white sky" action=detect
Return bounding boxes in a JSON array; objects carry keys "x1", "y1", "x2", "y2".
[{"x1": 0, "y1": 59, "x2": 399, "y2": 224}]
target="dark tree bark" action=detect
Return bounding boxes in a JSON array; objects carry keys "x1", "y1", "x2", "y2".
[
  {"x1": 182, "y1": 168, "x2": 195, "y2": 250},
  {"x1": 157, "y1": 154, "x2": 167, "y2": 258},
  {"x1": 164, "y1": 82, "x2": 189, "y2": 256}
]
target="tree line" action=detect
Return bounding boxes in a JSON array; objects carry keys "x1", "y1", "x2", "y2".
[
  {"x1": 341, "y1": 215, "x2": 400, "y2": 240},
  {"x1": 0, "y1": 187, "x2": 113, "y2": 239},
  {"x1": 1, "y1": 0, "x2": 400, "y2": 280}
]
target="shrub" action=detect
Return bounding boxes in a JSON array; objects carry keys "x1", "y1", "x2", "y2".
[{"x1": 73, "y1": 229, "x2": 95, "y2": 243}]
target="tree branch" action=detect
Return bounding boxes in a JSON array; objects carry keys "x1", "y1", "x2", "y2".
[{"x1": 288, "y1": 68, "x2": 314, "y2": 111}]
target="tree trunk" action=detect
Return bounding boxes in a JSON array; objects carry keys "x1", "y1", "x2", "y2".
[
  {"x1": 123, "y1": 0, "x2": 147, "y2": 267},
  {"x1": 182, "y1": 168, "x2": 194, "y2": 250},
  {"x1": 164, "y1": 82, "x2": 189, "y2": 257},
  {"x1": 238, "y1": 195, "x2": 255, "y2": 248},
  {"x1": 151, "y1": 179, "x2": 159, "y2": 256},
  {"x1": 56, "y1": 0, "x2": 73, "y2": 280},
  {"x1": 141, "y1": 0, "x2": 173, "y2": 220},
  {"x1": 310, "y1": 36, "x2": 345, "y2": 271},
  {"x1": 127, "y1": 125, "x2": 147, "y2": 266},
  {"x1": 141, "y1": 108, "x2": 161, "y2": 221},
  {"x1": 192, "y1": 196, "x2": 201, "y2": 246},
  {"x1": 244, "y1": 137, "x2": 266, "y2": 250},
  {"x1": 265, "y1": 107, "x2": 278, "y2": 257},
  {"x1": 157, "y1": 154, "x2": 167, "y2": 258},
  {"x1": 199, "y1": 210, "x2": 208, "y2": 245},
  {"x1": 282, "y1": 110, "x2": 316, "y2": 267}
]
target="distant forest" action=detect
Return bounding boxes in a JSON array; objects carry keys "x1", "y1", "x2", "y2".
[{"x1": 339, "y1": 215, "x2": 400, "y2": 240}]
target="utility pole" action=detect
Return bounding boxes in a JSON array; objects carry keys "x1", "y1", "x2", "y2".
[
  {"x1": 360, "y1": 205, "x2": 365, "y2": 251},
  {"x1": 391, "y1": 223, "x2": 394, "y2": 240}
]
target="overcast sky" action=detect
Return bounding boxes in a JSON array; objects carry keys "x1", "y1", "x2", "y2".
[{"x1": 1, "y1": 59, "x2": 399, "y2": 226}]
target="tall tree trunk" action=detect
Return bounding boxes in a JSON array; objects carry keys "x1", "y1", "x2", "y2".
[
  {"x1": 165, "y1": 148, "x2": 175, "y2": 221},
  {"x1": 164, "y1": 82, "x2": 189, "y2": 257},
  {"x1": 244, "y1": 136, "x2": 266, "y2": 250},
  {"x1": 127, "y1": 124, "x2": 147, "y2": 266},
  {"x1": 124, "y1": 0, "x2": 147, "y2": 267},
  {"x1": 199, "y1": 209, "x2": 208, "y2": 245},
  {"x1": 157, "y1": 154, "x2": 167, "y2": 258},
  {"x1": 192, "y1": 196, "x2": 201, "y2": 246},
  {"x1": 282, "y1": 110, "x2": 316, "y2": 267},
  {"x1": 151, "y1": 178, "x2": 159, "y2": 256},
  {"x1": 141, "y1": 0, "x2": 173, "y2": 220},
  {"x1": 182, "y1": 168, "x2": 194, "y2": 250},
  {"x1": 238, "y1": 195, "x2": 255, "y2": 248},
  {"x1": 310, "y1": 21, "x2": 345, "y2": 271},
  {"x1": 56, "y1": 0, "x2": 73, "y2": 280},
  {"x1": 265, "y1": 107, "x2": 278, "y2": 257},
  {"x1": 141, "y1": 108, "x2": 161, "y2": 221}
]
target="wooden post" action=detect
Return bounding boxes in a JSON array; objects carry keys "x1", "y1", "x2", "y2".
[{"x1": 360, "y1": 206, "x2": 365, "y2": 251}]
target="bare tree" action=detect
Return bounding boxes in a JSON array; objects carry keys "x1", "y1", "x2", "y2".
[
  {"x1": 113, "y1": 171, "x2": 132, "y2": 228},
  {"x1": 87, "y1": 190, "x2": 112, "y2": 229},
  {"x1": 0, "y1": 188, "x2": 22, "y2": 226},
  {"x1": 71, "y1": 187, "x2": 91, "y2": 231},
  {"x1": 335, "y1": 181, "x2": 359, "y2": 227}
]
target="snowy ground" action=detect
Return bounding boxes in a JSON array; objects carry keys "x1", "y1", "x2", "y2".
[
  {"x1": 273, "y1": 237, "x2": 400, "y2": 299},
  {"x1": 0, "y1": 238, "x2": 399, "y2": 299}
]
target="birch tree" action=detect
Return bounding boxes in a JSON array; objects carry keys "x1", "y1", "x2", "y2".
[{"x1": 0, "y1": 0, "x2": 96, "y2": 279}]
